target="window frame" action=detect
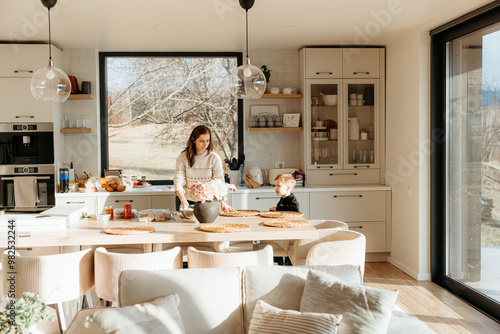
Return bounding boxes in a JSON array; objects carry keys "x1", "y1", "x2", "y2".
[{"x1": 98, "y1": 51, "x2": 244, "y2": 184}]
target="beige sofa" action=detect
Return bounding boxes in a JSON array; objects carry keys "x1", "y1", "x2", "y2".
[{"x1": 66, "y1": 264, "x2": 433, "y2": 333}]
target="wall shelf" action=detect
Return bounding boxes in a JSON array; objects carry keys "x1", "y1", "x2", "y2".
[
  {"x1": 248, "y1": 127, "x2": 302, "y2": 132},
  {"x1": 67, "y1": 94, "x2": 93, "y2": 100},
  {"x1": 60, "y1": 128, "x2": 93, "y2": 133},
  {"x1": 261, "y1": 94, "x2": 302, "y2": 99}
]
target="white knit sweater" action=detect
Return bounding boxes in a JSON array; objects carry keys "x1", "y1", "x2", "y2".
[{"x1": 174, "y1": 151, "x2": 224, "y2": 201}]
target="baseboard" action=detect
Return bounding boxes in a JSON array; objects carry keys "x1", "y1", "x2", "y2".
[
  {"x1": 388, "y1": 256, "x2": 431, "y2": 281},
  {"x1": 365, "y1": 252, "x2": 388, "y2": 262}
]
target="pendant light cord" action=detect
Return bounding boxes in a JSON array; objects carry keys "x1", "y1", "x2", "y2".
[
  {"x1": 245, "y1": 9, "x2": 249, "y2": 60},
  {"x1": 48, "y1": 7, "x2": 52, "y2": 61}
]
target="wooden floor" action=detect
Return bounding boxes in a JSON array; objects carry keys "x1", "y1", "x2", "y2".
[{"x1": 364, "y1": 262, "x2": 500, "y2": 333}]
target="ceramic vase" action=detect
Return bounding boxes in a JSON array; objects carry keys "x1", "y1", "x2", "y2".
[{"x1": 194, "y1": 201, "x2": 220, "y2": 223}]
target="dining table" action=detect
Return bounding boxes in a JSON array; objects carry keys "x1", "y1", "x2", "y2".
[{"x1": 1, "y1": 215, "x2": 319, "y2": 249}]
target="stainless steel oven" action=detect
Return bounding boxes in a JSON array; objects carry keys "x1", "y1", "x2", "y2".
[
  {"x1": 0, "y1": 165, "x2": 55, "y2": 212},
  {"x1": 0, "y1": 122, "x2": 54, "y2": 165}
]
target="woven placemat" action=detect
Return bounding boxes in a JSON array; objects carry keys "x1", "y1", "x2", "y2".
[
  {"x1": 104, "y1": 226, "x2": 156, "y2": 235},
  {"x1": 219, "y1": 210, "x2": 261, "y2": 217},
  {"x1": 259, "y1": 211, "x2": 304, "y2": 219},
  {"x1": 263, "y1": 219, "x2": 309, "y2": 228},
  {"x1": 200, "y1": 223, "x2": 251, "y2": 233}
]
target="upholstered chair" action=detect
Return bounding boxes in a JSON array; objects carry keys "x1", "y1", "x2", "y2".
[
  {"x1": 94, "y1": 246, "x2": 182, "y2": 304},
  {"x1": 152, "y1": 241, "x2": 230, "y2": 263},
  {"x1": 187, "y1": 245, "x2": 273, "y2": 268},
  {"x1": 1, "y1": 249, "x2": 95, "y2": 333}
]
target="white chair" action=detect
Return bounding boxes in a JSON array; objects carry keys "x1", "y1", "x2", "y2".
[
  {"x1": 1, "y1": 249, "x2": 95, "y2": 333},
  {"x1": 82, "y1": 243, "x2": 152, "y2": 254},
  {"x1": 94, "y1": 246, "x2": 182, "y2": 304},
  {"x1": 290, "y1": 230, "x2": 366, "y2": 277},
  {"x1": 187, "y1": 245, "x2": 273, "y2": 268},
  {"x1": 288, "y1": 219, "x2": 349, "y2": 264},
  {"x1": 153, "y1": 241, "x2": 229, "y2": 262}
]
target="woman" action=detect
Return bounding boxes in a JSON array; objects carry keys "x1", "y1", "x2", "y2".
[{"x1": 174, "y1": 125, "x2": 236, "y2": 212}]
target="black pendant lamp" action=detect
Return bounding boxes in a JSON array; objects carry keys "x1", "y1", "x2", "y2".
[
  {"x1": 229, "y1": 0, "x2": 266, "y2": 99},
  {"x1": 30, "y1": 0, "x2": 71, "y2": 102}
]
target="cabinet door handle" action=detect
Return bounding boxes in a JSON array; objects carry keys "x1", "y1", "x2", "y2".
[
  {"x1": 66, "y1": 201, "x2": 85, "y2": 204},
  {"x1": 350, "y1": 225, "x2": 364, "y2": 229},
  {"x1": 14, "y1": 70, "x2": 34, "y2": 74},
  {"x1": 15, "y1": 115, "x2": 35, "y2": 119},
  {"x1": 315, "y1": 72, "x2": 333, "y2": 75},
  {"x1": 333, "y1": 195, "x2": 363, "y2": 198},
  {"x1": 353, "y1": 165, "x2": 370, "y2": 168},
  {"x1": 115, "y1": 199, "x2": 134, "y2": 203},
  {"x1": 255, "y1": 197, "x2": 276, "y2": 200},
  {"x1": 353, "y1": 71, "x2": 370, "y2": 75},
  {"x1": 329, "y1": 173, "x2": 358, "y2": 176}
]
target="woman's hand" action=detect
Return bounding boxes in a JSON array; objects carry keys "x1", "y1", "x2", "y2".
[
  {"x1": 180, "y1": 199, "x2": 189, "y2": 209},
  {"x1": 221, "y1": 201, "x2": 236, "y2": 212},
  {"x1": 269, "y1": 206, "x2": 277, "y2": 211}
]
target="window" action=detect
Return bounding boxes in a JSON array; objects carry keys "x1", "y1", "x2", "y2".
[
  {"x1": 431, "y1": 3, "x2": 500, "y2": 320},
  {"x1": 99, "y1": 52, "x2": 243, "y2": 183}
]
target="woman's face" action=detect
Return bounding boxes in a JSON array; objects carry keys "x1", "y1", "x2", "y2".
[{"x1": 193, "y1": 133, "x2": 210, "y2": 154}]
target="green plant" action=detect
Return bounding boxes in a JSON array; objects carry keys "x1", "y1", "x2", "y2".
[
  {"x1": 261, "y1": 65, "x2": 271, "y2": 83},
  {"x1": 0, "y1": 292, "x2": 54, "y2": 334}
]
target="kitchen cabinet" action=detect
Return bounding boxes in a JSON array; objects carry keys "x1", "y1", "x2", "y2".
[
  {"x1": 342, "y1": 48, "x2": 381, "y2": 79},
  {"x1": 0, "y1": 44, "x2": 48, "y2": 78},
  {"x1": 304, "y1": 48, "x2": 343, "y2": 78},
  {"x1": 55, "y1": 196, "x2": 97, "y2": 215},
  {"x1": 0, "y1": 78, "x2": 53, "y2": 121},
  {"x1": 151, "y1": 195, "x2": 176, "y2": 211},
  {"x1": 231, "y1": 192, "x2": 310, "y2": 219},
  {"x1": 348, "y1": 222, "x2": 386, "y2": 252},
  {"x1": 97, "y1": 195, "x2": 151, "y2": 214}
]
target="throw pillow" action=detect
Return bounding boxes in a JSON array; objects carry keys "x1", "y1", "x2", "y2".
[
  {"x1": 91, "y1": 294, "x2": 185, "y2": 334},
  {"x1": 248, "y1": 299, "x2": 343, "y2": 334},
  {"x1": 300, "y1": 269, "x2": 399, "y2": 334}
]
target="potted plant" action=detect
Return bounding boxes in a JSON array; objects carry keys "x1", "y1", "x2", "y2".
[
  {"x1": 261, "y1": 65, "x2": 271, "y2": 93},
  {"x1": 0, "y1": 292, "x2": 54, "y2": 334}
]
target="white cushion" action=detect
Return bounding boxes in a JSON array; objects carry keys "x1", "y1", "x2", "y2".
[
  {"x1": 91, "y1": 294, "x2": 185, "y2": 334},
  {"x1": 248, "y1": 299, "x2": 342, "y2": 334},
  {"x1": 243, "y1": 264, "x2": 362, "y2": 331},
  {"x1": 119, "y1": 267, "x2": 244, "y2": 334},
  {"x1": 300, "y1": 269, "x2": 399, "y2": 334}
]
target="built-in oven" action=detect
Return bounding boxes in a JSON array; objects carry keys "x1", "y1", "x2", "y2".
[
  {"x1": 0, "y1": 165, "x2": 55, "y2": 212},
  {"x1": 0, "y1": 122, "x2": 54, "y2": 165}
]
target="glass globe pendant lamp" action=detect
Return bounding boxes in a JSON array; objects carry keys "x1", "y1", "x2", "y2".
[
  {"x1": 30, "y1": 0, "x2": 71, "y2": 102},
  {"x1": 229, "y1": 0, "x2": 266, "y2": 99}
]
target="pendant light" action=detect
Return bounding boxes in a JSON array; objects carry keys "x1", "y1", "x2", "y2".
[
  {"x1": 229, "y1": 0, "x2": 266, "y2": 99},
  {"x1": 30, "y1": 0, "x2": 71, "y2": 102}
]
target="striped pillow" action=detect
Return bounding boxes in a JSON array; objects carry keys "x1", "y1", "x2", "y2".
[{"x1": 248, "y1": 299, "x2": 342, "y2": 334}]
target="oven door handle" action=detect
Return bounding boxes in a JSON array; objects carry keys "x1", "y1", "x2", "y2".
[{"x1": 1, "y1": 176, "x2": 51, "y2": 180}]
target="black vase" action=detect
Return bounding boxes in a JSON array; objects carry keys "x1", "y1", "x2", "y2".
[{"x1": 193, "y1": 201, "x2": 220, "y2": 223}]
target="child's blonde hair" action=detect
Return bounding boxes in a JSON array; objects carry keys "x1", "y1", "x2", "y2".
[{"x1": 275, "y1": 174, "x2": 296, "y2": 188}]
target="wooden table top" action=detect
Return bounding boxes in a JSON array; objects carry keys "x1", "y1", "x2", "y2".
[{"x1": 2, "y1": 215, "x2": 318, "y2": 248}]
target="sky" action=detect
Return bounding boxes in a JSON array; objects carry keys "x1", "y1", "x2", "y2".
[{"x1": 483, "y1": 29, "x2": 500, "y2": 89}]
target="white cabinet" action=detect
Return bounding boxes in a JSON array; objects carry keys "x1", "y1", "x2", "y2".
[
  {"x1": 56, "y1": 196, "x2": 97, "y2": 215},
  {"x1": 342, "y1": 48, "x2": 381, "y2": 79},
  {"x1": 152, "y1": 195, "x2": 176, "y2": 211},
  {"x1": 231, "y1": 192, "x2": 310, "y2": 219},
  {"x1": 0, "y1": 78, "x2": 53, "y2": 121},
  {"x1": 97, "y1": 195, "x2": 151, "y2": 214},
  {"x1": 0, "y1": 44, "x2": 48, "y2": 78},
  {"x1": 304, "y1": 48, "x2": 343, "y2": 78},
  {"x1": 348, "y1": 222, "x2": 386, "y2": 252}
]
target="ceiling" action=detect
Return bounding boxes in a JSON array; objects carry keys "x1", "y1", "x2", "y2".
[{"x1": 0, "y1": 0, "x2": 491, "y2": 52}]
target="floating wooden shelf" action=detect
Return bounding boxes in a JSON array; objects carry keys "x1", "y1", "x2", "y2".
[
  {"x1": 261, "y1": 94, "x2": 303, "y2": 99},
  {"x1": 60, "y1": 128, "x2": 93, "y2": 133},
  {"x1": 248, "y1": 127, "x2": 302, "y2": 131},
  {"x1": 67, "y1": 94, "x2": 93, "y2": 100}
]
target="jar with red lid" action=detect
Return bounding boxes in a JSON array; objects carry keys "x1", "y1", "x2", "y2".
[{"x1": 123, "y1": 203, "x2": 132, "y2": 219}]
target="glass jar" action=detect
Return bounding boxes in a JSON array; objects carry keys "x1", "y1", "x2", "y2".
[
  {"x1": 105, "y1": 206, "x2": 114, "y2": 219},
  {"x1": 123, "y1": 203, "x2": 132, "y2": 219}
]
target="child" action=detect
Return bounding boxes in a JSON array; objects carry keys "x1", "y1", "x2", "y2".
[{"x1": 269, "y1": 174, "x2": 300, "y2": 212}]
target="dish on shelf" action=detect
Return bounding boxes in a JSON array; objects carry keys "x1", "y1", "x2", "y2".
[
  {"x1": 312, "y1": 137, "x2": 329, "y2": 141},
  {"x1": 311, "y1": 126, "x2": 327, "y2": 130},
  {"x1": 323, "y1": 119, "x2": 337, "y2": 131}
]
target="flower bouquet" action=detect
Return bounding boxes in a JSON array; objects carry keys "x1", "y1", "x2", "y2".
[
  {"x1": 0, "y1": 292, "x2": 54, "y2": 334},
  {"x1": 189, "y1": 179, "x2": 229, "y2": 203}
]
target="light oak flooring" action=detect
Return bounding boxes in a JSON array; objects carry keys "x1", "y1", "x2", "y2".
[{"x1": 364, "y1": 262, "x2": 500, "y2": 333}]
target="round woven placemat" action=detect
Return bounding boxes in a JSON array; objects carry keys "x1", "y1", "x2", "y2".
[
  {"x1": 259, "y1": 211, "x2": 304, "y2": 219},
  {"x1": 263, "y1": 219, "x2": 309, "y2": 228},
  {"x1": 219, "y1": 210, "x2": 261, "y2": 217},
  {"x1": 104, "y1": 226, "x2": 156, "y2": 235},
  {"x1": 199, "y1": 223, "x2": 251, "y2": 233}
]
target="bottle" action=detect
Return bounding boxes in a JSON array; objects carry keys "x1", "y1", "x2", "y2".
[
  {"x1": 239, "y1": 164, "x2": 245, "y2": 186},
  {"x1": 69, "y1": 162, "x2": 75, "y2": 183},
  {"x1": 105, "y1": 206, "x2": 114, "y2": 219},
  {"x1": 59, "y1": 161, "x2": 69, "y2": 193},
  {"x1": 123, "y1": 203, "x2": 132, "y2": 219}
]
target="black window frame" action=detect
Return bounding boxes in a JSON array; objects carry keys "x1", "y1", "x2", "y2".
[
  {"x1": 431, "y1": 1, "x2": 500, "y2": 320},
  {"x1": 98, "y1": 52, "x2": 244, "y2": 184}
]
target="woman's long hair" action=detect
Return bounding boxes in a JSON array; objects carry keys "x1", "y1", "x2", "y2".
[{"x1": 185, "y1": 125, "x2": 213, "y2": 167}]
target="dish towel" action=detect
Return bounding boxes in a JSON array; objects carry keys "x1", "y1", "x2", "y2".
[{"x1": 14, "y1": 176, "x2": 39, "y2": 209}]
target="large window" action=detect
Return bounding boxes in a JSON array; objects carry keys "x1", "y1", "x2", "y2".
[
  {"x1": 431, "y1": 3, "x2": 500, "y2": 320},
  {"x1": 99, "y1": 52, "x2": 243, "y2": 183}
]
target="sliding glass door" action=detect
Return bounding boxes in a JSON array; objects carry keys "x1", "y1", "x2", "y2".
[{"x1": 432, "y1": 4, "x2": 500, "y2": 319}]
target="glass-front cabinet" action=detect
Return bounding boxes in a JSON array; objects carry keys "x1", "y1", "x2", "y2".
[{"x1": 305, "y1": 79, "x2": 379, "y2": 170}]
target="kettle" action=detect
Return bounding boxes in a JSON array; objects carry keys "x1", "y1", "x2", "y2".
[{"x1": 250, "y1": 166, "x2": 263, "y2": 185}]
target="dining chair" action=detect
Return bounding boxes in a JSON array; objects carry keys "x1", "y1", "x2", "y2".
[
  {"x1": 187, "y1": 244, "x2": 273, "y2": 268},
  {"x1": 152, "y1": 241, "x2": 229, "y2": 262},
  {"x1": 290, "y1": 230, "x2": 366, "y2": 277},
  {"x1": 1, "y1": 248, "x2": 95, "y2": 333},
  {"x1": 94, "y1": 246, "x2": 182, "y2": 305}
]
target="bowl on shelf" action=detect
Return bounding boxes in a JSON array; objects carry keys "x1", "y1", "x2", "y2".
[{"x1": 322, "y1": 95, "x2": 338, "y2": 106}]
